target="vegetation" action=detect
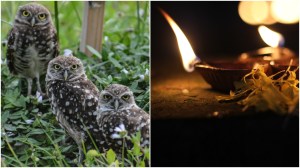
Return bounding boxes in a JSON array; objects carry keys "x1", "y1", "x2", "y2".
[{"x1": 1, "y1": 1, "x2": 149, "y2": 167}]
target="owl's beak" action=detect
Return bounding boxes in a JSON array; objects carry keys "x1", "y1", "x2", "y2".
[
  {"x1": 64, "y1": 70, "x2": 68, "y2": 81},
  {"x1": 114, "y1": 99, "x2": 119, "y2": 111},
  {"x1": 31, "y1": 18, "x2": 36, "y2": 27}
]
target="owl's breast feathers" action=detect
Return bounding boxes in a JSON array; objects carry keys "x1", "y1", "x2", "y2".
[
  {"x1": 47, "y1": 79, "x2": 99, "y2": 135},
  {"x1": 6, "y1": 25, "x2": 59, "y2": 77}
]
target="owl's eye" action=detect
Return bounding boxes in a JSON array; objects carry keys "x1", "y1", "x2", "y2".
[
  {"x1": 71, "y1": 64, "x2": 78, "y2": 70},
  {"x1": 122, "y1": 94, "x2": 130, "y2": 100},
  {"x1": 38, "y1": 14, "x2": 46, "y2": 20},
  {"x1": 103, "y1": 94, "x2": 112, "y2": 100},
  {"x1": 53, "y1": 64, "x2": 61, "y2": 70},
  {"x1": 22, "y1": 10, "x2": 30, "y2": 17}
]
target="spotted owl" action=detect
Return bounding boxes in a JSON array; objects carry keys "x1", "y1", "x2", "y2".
[
  {"x1": 96, "y1": 84, "x2": 150, "y2": 155},
  {"x1": 6, "y1": 3, "x2": 59, "y2": 96},
  {"x1": 46, "y1": 55, "x2": 100, "y2": 162}
]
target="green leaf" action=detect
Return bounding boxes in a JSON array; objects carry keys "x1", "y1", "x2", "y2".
[
  {"x1": 106, "y1": 149, "x2": 116, "y2": 165},
  {"x1": 53, "y1": 135, "x2": 65, "y2": 144},
  {"x1": 31, "y1": 108, "x2": 39, "y2": 113},
  {"x1": 132, "y1": 143, "x2": 141, "y2": 156},
  {"x1": 86, "y1": 149, "x2": 100, "y2": 159},
  {"x1": 86, "y1": 45, "x2": 102, "y2": 59},
  {"x1": 27, "y1": 138, "x2": 43, "y2": 145},
  {"x1": 16, "y1": 125, "x2": 27, "y2": 129},
  {"x1": 39, "y1": 119, "x2": 50, "y2": 128},
  {"x1": 4, "y1": 124, "x2": 17, "y2": 131},
  {"x1": 139, "y1": 160, "x2": 145, "y2": 167},
  {"x1": 19, "y1": 155, "x2": 28, "y2": 162},
  {"x1": 108, "y1": 55, "x2": 122, "y2": 69},
  {"x1": 27, "y1": 129, "x2": 44, "y2": 135},
  {"x1": 9, "y1": 110, "x2": 24, "y2": 119},
  {"x1": 1, "y1": 111, "x2": 10, "y2": 125},
  {"x1": 61, "y1": 145, "x2": 73, "y2": 153}
]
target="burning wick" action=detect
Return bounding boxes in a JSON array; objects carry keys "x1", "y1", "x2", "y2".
[
  {"x1": 159, "y1": 8, "x2": 200, "y2": 72},
  {"x1": 258, "y1": 26, "x2": 285, "y2": 47},
  {"x1": 258, "y1": 26, "x2": 285, "y2": 60}
]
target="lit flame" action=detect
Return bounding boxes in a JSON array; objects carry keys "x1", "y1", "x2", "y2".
[
  {"x1": 258, "y1": 26, "x2": 284, "y2": 47},
  {"x1": 160, "y1": 9, "x2": 199, "y2": 72}
]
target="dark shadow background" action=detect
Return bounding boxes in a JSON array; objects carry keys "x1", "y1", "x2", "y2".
[
  {"x1": 151, "y1": 1, "x2": 299, "y2": 74},
  {"x1": 151, "y1": 1, "x2": 299, "y2": 167}
]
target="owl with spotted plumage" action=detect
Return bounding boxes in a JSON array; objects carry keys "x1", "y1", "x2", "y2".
[
  {"x1": 96, "y1": 84, "x2": 150, "y2": 155},
  {"x1": 46, "y1": 55, "x2": 100, "y2": 162},
  {"x1": 6, "y1": 3, "x2": 59, "y2": 96}
]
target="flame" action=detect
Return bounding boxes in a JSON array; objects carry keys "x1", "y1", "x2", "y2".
[
  {"x1": 258, "y1": 26, "x2": 284, "y2": 47},
  {"x1": 160, "y1": 9, "x2": 198, "y2": 72}
]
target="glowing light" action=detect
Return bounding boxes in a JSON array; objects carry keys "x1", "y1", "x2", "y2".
[
  {"x1": 160, "y1": 9, "x2": 198, "y2": 72},
  {"x1": 271, "y1": 0, "x2": 299, "y2": 24},
  {"x1": 238, "y1": 1, "x2": 276, "y2": 25},
  {"x1": 258, "y1": 26, "x2": 284, "y2": 47}
]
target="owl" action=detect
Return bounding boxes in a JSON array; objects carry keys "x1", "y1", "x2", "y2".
[
  {"x1": 46, "y1": 55, "x2": 100, "y2": 163},
  {"x1": 96, "y1": 84, "x2": 150, "y2": 155},
  {"x1": 6, "y1": 3, "x2": 59, "y2": 96}
]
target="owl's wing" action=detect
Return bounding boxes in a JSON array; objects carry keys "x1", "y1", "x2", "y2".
[
  {"x1": 129, "y1": 107, "x2": 150, "y2": 147},
  {"x1": 6, "y1": 28, "x2": 17, "y2": 75},
  {"x1": 51, "y1": 28, "x2": 59, "y2": 57},
  {"x1": 100, "y1": 108, "x2": 150, "y2": 149},
  {"x1": 72, "y1": 79, "x2": 99, "y2": 126}
]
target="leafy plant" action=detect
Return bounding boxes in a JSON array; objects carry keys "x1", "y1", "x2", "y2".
[{"x1": 1, "y1": 1, "x2": 149, "y2": 167}]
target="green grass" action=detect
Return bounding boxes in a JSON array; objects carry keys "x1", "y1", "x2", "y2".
[{"x1": 1, "y1": 1, "x2": 149, "y2": 167}]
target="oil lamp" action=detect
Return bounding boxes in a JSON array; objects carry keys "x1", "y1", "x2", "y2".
[{"x1": 160, "y1": 9, "x2": 253, "y2": 92}]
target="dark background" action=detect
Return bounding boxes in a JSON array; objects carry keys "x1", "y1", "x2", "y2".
[
  {"x1": 151, "y1": 1, "x2": 299, "y2": 74},
  {"x1": 151, "y1": 1, "x2": 299, "y2": 166}
]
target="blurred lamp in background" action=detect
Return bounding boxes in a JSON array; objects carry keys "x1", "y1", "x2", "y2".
[{"x1": 238, "y1": 0, "x2": 299, "y2": 25}]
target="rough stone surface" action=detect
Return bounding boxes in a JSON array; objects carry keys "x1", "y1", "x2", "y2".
[{"x1": 151, "y1": 71, "x2": 247, "y2": 119}]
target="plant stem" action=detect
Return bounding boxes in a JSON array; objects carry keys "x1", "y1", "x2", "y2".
[
  {"x1": 71, "y1": 1, "x2": 82, "y2": 25},
  {"x1": 1, "y1": 19, "x2": 13, "y2": 26},
  {"x1": 136, "y1": 1, "x2": 141, "y2": 46},
  {"x1": 4, "y1": 136, "x2": 24, "y2": 167},
  {"x1": 37, "y1": 118, "x2": 67, "y2": 167},
  {"x1": 54, "y1": 1, "x2": 59, "y2": 42},
  {"x1": 136, "y1": 1, "x2": 140, "y2": 34},
  {"x1": 122, "y1": 137, "x2": 125, "y2": 167},
  {"x1": 81, "y1": 121, "x2": 99, "y2": 152}
]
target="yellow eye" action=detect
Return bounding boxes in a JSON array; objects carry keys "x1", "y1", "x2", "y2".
[
  {"x1": 38, "y1": 14, "x2": 46, "y2": 20},
  {"x1": 22, "y1": 10, "x2": 30, "y2": 17},
  {"x1": 122, "y1": 95, "x2": 130, "y2": 100},
  {"x1": 71, "y1": 64, "x2": 78, "y2": 70},
  {"x1": 53, "y1": 64, "x2": 60, "y2": 70},
  {"x1": 103, "y1": 94, "x2": 112, "y2": 100}
]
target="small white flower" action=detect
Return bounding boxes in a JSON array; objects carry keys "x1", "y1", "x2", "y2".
[
  {"x1": 111, "y1": 124, "x2": 127, "y2": 139},
  {"x1": 139, "y1": 75, "x2": 145, "y2": 81},
  {"x1": 63, "y1": 49, "x2": 73, "y2": 57},
  {"x1": 111, "y1": 133, "x2": 121, "y2": 139},
  {"x1": 114, "y1": 124, "x2": 125, "y2": 132},
  {"x1": 145, "y1": 68, "x2": 149, "y2": 75},
  {"x1": 139, "y1": 9, "x2": 144, "y2": 16},
  {"x1": 121, "y1": 69, "x2": 129, "y2": 75},
  {"x1": 25, "y1": 119, "x2": 34, "y2": 124},
  {"x1": 36, "y1": 91, "x2": 43, "y2": 103},
  {"x1": 1, "y1": 59, "x2": 5, "y2": 65}
]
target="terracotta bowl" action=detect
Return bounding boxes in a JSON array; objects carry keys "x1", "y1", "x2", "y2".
[{"x1": 194, "y1": 62, "x2": 253, "y2": 92}]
